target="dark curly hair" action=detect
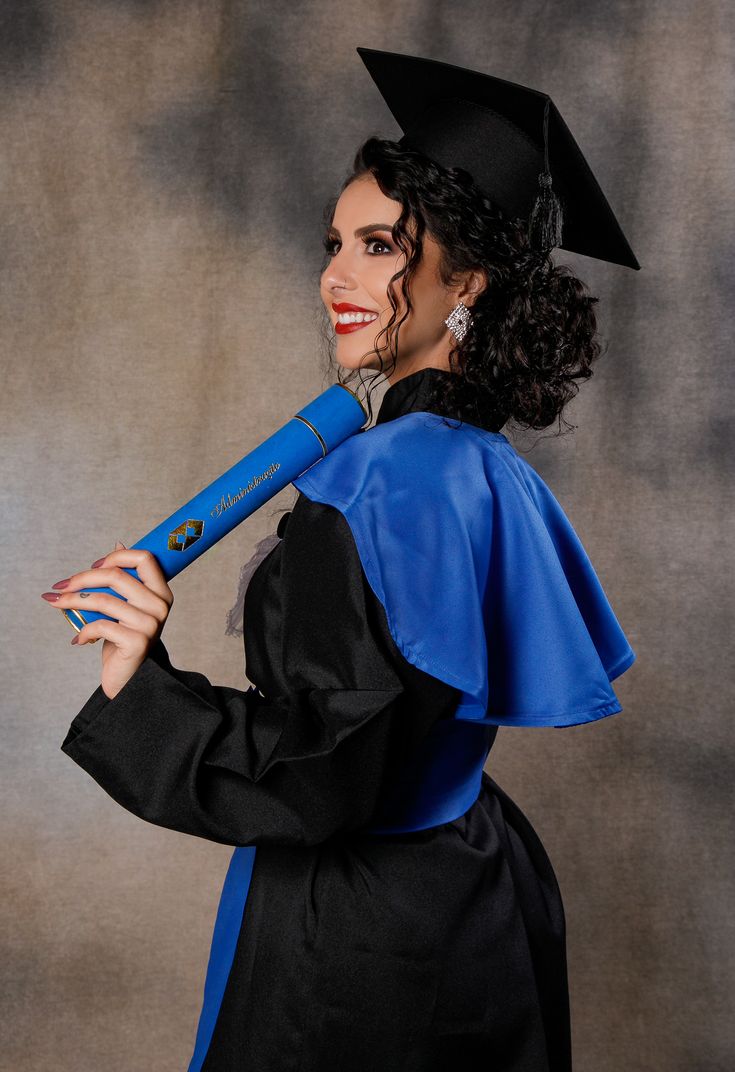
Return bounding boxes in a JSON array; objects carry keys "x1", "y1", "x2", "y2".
[{"x1": 317, "y1": 136, "x2": 607, "y2": 440}]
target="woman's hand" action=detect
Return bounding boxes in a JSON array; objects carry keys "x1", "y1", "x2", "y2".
[{"x1": 42, "y1": 542, "x2": 174, "y2": 700}]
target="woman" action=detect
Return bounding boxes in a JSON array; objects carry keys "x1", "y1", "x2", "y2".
[{"x1": 46, "y1": 55, "x2": 637, "y2": 1072}]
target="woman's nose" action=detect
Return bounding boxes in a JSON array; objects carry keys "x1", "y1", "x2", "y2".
[
  {"x1": 323, "y1": 262, "x2": 354, "y2": 295},
  {"x1": 324, "y1": 242, "x2": 360, "y2": 282},
  {"x1": 324, "y1": 256, "x2": 349, "y2": 284}
]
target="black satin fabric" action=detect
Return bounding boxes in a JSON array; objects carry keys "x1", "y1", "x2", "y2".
[{"x1": 60, "y1": 367, "x2": 572, "y2": 1071}]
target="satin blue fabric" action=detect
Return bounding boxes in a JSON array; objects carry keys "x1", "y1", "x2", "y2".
[
  {"x1": 293, "y1": 410, "x2": 636, "y2": 727},
  {"x1": 188, "y1": 845, "x2": 256, "y2": 1071}
]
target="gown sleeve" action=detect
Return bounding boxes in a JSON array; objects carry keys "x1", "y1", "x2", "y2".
[{"x1": 59, "y1": 493, "x2": 461, "y2": 848}]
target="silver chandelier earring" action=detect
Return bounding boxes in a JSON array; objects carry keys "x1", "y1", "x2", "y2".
[{"x1": 444, "y1": 301, "x2": 473, "y2": 342}]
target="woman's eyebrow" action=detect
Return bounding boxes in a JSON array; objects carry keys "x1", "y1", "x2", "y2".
[{"x1": 326, "y1": 223, "x2": 394, "y2": 238}]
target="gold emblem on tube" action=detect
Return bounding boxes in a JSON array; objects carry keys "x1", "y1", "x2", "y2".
[{"x1": 168, "y1": 518, "x2": 205, "y2": 551}]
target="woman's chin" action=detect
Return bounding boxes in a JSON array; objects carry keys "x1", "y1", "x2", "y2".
[{"x1": 334, "y1": 349, "x2": 384, "y2": 373}]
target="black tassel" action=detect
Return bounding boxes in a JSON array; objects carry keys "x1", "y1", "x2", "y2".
[{"x1": 527, "y1": 99, "x2": 564, "y2": 252}]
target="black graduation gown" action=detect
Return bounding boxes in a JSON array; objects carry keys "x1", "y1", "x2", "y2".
[{"x1": 61, "y1": 369, "x2": 573, "y2": 1071}]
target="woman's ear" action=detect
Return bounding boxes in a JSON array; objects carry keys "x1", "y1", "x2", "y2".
[{"x1": 458, "y1": 267, "x2": 489, "y2": 308}]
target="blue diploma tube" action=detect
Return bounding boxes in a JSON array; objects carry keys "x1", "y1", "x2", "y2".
[{"x1": 62, "y1": 383, "x2": 367, "y2": 633}]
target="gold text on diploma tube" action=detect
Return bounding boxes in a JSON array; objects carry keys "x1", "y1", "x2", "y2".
[{"x1": 210, "y1": 461, "x2": 282, "y2": 520}]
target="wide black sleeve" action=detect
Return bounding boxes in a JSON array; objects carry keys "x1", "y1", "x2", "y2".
[{"x1": 60, "y1": 493, "x2": 460, "y2": 847}]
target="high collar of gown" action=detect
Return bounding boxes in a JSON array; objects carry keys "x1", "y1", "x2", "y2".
[
  {"x1": 375, "y1": 367, "x2": 457, "y2": 426},
  {"x1": 374, "y1": 366, "x2": 509, "y2": 433}
]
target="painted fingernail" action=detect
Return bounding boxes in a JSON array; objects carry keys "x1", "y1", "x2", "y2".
[
  {"x1": 52, "y1": 579, "x2": 71, "y2": 589},
  {"x1": 91, "y1": 557, "x2": 106, "y2": 569},
  {"x1": 71, "y1": 635, "x2": 79, "y2": 644},
  {"x1": 41, "y1": 592, "x2": 61, "y2": 602}
]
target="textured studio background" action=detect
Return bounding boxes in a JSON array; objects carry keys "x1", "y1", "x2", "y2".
[{"x1": 2, "y1": 2, "x2": 733, "y2": 1070}]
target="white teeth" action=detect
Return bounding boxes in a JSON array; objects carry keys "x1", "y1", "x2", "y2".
[{"x1": 337, "y1": 311, "x2": 378, "y2": 324}]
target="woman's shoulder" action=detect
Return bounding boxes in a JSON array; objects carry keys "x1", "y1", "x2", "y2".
[{"x1": 292, "y1": 410, "x2": 515, "y2": 515}]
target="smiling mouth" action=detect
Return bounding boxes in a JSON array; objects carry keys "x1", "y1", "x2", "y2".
[
  {"x1": 335, "y1": 319, "x2": 378, "y2": 335},
  {"x1": 334, "y1": 310, "x2": 380, "y2": 335}
]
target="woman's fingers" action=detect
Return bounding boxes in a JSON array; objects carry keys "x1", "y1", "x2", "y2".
[
  {"x1": 43, "y1": 544, "x2": 173, "y2": 697},
  {"x1": 72, "y1": 617, "x2": 148, "y2": 653},
  {"x1": 57, "y1": 550, "x2": 173, "y2": 616},
  {"x1": 92, "y1": 548, "x2": 173, "y2": 606},
  {"x1": 57, "y1": 589, "x2": 162, "y2": 637},
  {"x1": 48, "y1": 571, "x2": 168, "y2": 629},
  {"x1": 44, "y1": 548, "x2": 174, "y2": 635}
]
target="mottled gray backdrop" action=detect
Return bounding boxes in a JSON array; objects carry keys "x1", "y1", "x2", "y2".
[{"x1": 2, "y1": 1, "x2": 732, "y2": 1069}]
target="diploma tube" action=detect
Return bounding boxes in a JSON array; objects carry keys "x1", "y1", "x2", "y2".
[{"x1": 61, "y1": 383, "x2": 367, "y2": 633}]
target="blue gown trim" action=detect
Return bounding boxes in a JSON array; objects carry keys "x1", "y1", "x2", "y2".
[
  {"x1": 363, "y1": 717, "x2": 498, "y2": 835},
  {"x1": 187, "y1": 845, "x2": 256, "y2": 1071}
]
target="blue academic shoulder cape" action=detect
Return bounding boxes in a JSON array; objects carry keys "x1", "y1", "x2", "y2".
[
  {"x1": 187, "y1": 410, "x2": 636, "y2": 1070},
  {"x1": 294, "y1": 410, "x2": 636, "y2": 728}
]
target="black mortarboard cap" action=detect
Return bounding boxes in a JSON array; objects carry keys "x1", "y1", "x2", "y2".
[{"x1": 357, "y1": 47, "x2": 640, "y2": 271}]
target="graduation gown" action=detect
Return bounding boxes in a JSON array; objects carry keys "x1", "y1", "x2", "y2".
[{"x1": 61, "y1": 366, "x2": 636, "y2": 1071}]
